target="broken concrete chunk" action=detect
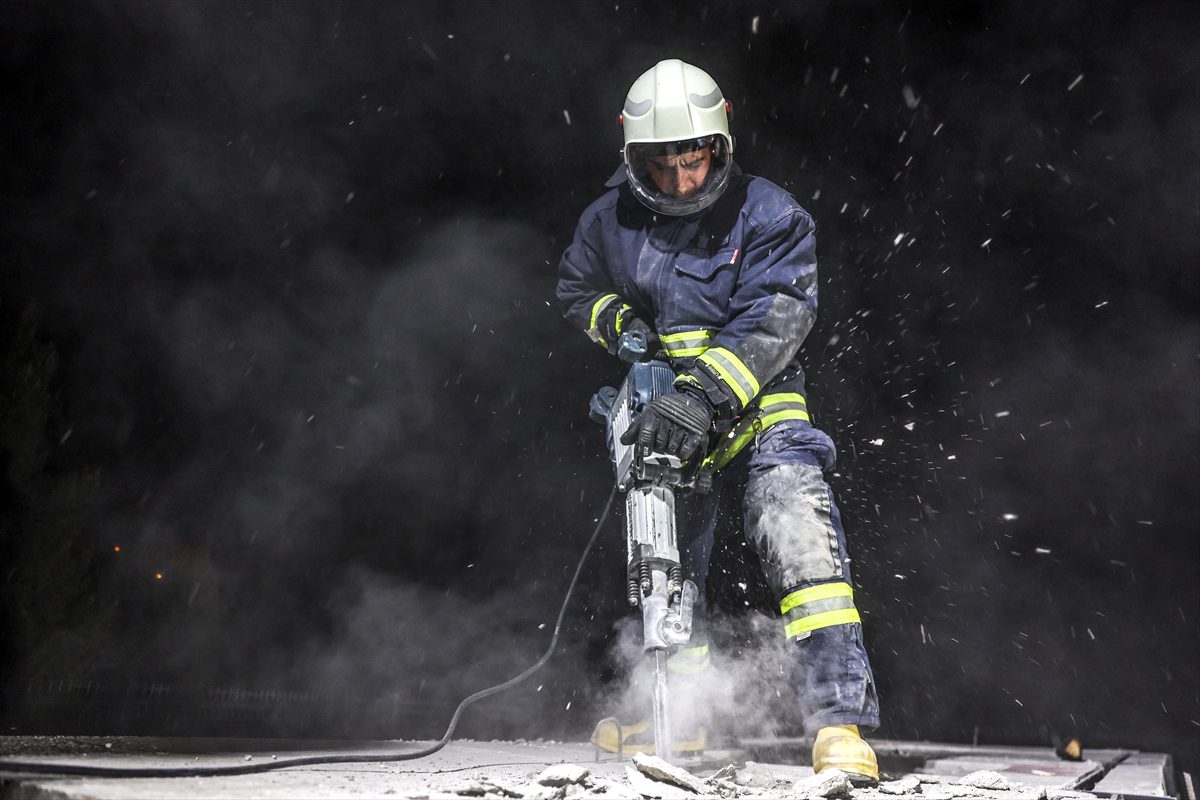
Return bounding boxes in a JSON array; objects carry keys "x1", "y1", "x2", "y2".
[
  {"x1": 954, "y1": 772, "x2": 1012, "y2": 791},
  {"x1": 708, "y1": 765, "x2": 738, "y2": 783},
  {"x1": 879, "y1": 776, "x2": 922, "y2": 795},
  {"x1": 537, "y1": 764, "x2": 592, "y2": 787},
  {"x1": 732, "y1": 760, "x2": 777, "y2": 788},
  {"x1": 704, "y1": 776, "x2": 745, "y2": 798},
  {"x1": 792, "y1": 768, "x2": 854, "y2": 798},
  {"x1": 632, "y1": 752, "x2": 708, "y2": 794},
  {"x1": 584, "y1": 778, "x2": 644, "y2": 799},
  {"x1": 454, "y1": 778, "x2": 523, "y2": 797},
  {"x1": 520, "y1": 784, "x2": 566, "y2": 800},
  {"x1": 624, "y1": 764, "x2": 697, "y2": 799}
]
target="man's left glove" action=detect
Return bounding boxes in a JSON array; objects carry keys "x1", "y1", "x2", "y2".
[{"x1": 620, "y1": 385, "x2": 715, "y2": 461}]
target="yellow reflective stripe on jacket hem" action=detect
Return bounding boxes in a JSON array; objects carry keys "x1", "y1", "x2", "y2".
[
  {"x1": 784, "y1": 607, "x2": 862, "y2": 638},
  {"x1": 588, "y1": 294, "x2": 620, "y2": 347},
  {"x1": 761, "y1": 392, "x2": 807, "y2": 407},
  {"x1": 780, "y1": 582, "x2": 854, "y2": 615},
  {"x1": 697, "y1": 348, "x2": 760, "y2": 408},
  {"x1": 760, "y1": 409, "x2": 811, "y2": 427},
  {"x1": 667, "y1": 644, "x2": 712, "y2": 675},
  {"x1": 700, "y1": 390, "x2": 810, "y2": 473},
  {"x1": 757, "y1": 391, "x2": 810, "y2": 430},
  {"x1": 661, "y1": 329, "x2": 714, "y2": 358}
]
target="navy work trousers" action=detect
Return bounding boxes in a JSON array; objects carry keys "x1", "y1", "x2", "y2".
[{"x1": 678, "y1": 422, "x2": 881, "y2": 733}]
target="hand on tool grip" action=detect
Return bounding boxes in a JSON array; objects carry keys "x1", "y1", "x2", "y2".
[{"x1": 620, "y1": 387, "x2": 714, "y2": 461}]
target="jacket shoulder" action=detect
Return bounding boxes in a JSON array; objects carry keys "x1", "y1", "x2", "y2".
[
  {"x1": 739, "y1": 174, "x2": 814, "y2": 230},
  {"x1": 575, "y1": 186, "x2": 622, "y2": 229}
]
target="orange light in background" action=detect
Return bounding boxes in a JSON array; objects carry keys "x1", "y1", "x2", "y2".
[
  {"x1": 154, "y1": 572, "x2": 164, "y2": 581},
  {"x1": 113, "y1": 546, "x2": 121, "y2": 553}
]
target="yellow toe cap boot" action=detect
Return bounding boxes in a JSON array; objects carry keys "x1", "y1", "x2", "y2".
[{"x1": 812, "y1": 724, "x2": 879, "y2": 784}]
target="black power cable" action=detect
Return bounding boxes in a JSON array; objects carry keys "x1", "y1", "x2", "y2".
[{"x1": 0, "y1": 487, "x2": 618, "y2": 779}]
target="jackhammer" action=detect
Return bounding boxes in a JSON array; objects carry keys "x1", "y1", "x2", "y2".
[{"x1": 590, "y1": 329, "x2": 705, "y2": 762}]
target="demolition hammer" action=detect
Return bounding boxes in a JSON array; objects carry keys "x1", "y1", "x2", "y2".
[{"x1": 590, "y1": 329, "x2": 704, "y2": 762}]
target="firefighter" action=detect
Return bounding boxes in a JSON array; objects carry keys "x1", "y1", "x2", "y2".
[{"x1": 556, "y1": 59, "x2": 880, "y2": 781}]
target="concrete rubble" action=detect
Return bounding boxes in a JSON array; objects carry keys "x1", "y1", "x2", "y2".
[
  {"x1": 1, "y1": 736, "x2": 1170, "y2": 800},
  {"x1": 441, "y1": 759, "x2": 1065, "y2": 800}
]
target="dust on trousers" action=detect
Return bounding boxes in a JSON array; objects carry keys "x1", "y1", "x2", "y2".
[{"x1": 677, "y1": 421, "x2": 880, "y2": 733}]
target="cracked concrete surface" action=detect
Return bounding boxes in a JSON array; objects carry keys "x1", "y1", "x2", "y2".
[{"x1": 0, "y1": 736, "x2": 1172, "y2": 800}]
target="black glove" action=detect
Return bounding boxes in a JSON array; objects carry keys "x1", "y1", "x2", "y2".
[{"x1": 620, "y1": 385, "x2": 715, "y2": 461}]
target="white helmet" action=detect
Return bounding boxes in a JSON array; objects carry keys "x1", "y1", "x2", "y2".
[{"x1": 620, "y1": 59, "x2": 734, "y2": 216}]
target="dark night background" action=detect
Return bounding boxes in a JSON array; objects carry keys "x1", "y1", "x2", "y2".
[{"x1": 2, "y1": 0, "x2": 1197, "y2": 777}]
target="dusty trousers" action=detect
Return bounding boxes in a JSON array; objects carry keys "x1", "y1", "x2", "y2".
[{"x1": 678, "y1": 421, "x2": 881, "y2": 733}]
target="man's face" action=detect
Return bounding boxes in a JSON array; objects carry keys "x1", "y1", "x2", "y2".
[{"x1": 644, "y1": 146, "x2": 712, "y2": 198}]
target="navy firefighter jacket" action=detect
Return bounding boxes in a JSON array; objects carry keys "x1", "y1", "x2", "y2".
[{"x1": 557, "y1": 163, "x2": 827, "y2": 460}]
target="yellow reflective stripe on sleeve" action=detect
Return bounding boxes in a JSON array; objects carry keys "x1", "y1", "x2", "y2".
[
  {"x1": 697, "y1": 347, "x2": 760, "y2": 408},
  {"x1": 587, "y1": 294, "x2": 620, "y2": 348},
  {"x1": 784, "y1": 607, "x2": 862, "y2": 638},
  {"x1": 674, "y1": 373, "x2": 702, "y2": 389},
  {"x1": 660, "y1": 329, "x2": 715, "y2": 358},
  {"x1": 613, "y1": 304, "x2": 634, "y2": 334},
  {"x1": 780, "y1": 582, "x2": 854, "y2": 615}
]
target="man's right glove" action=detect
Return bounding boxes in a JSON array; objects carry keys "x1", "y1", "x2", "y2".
[{"x1": 620, "y1": 384, "x2": 715, "y2": 462}]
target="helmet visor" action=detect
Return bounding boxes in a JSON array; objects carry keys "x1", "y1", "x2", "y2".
[{"x1": 624, "y1": 135, "x2": 732, "y2": 216}]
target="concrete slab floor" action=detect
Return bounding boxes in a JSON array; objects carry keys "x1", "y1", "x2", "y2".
[{"x1": 0, "y1": 736, "x2": 1174, "y2": 800}]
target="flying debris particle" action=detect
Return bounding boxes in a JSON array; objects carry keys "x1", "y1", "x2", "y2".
[
  {"x1": 839, "y1": 202, "x2": 848, "y2": 214},
  {"x1": 981, "y1": 238, "x2": 992, "y2": 249},
  {"x1": 893, "y1": 232, "x2": 906, "y2": 246},
  {"x1": 1020, "y1": 73, "x2": 1031, "y2": 85},
  {"x1": 994, "y1": 411, "x2": 1010, "y2": 418},
  {"x1": 538, "y1": 623, "x2": 546, "y2": 629},
  {"x1": 1035, "y1": 547, "x2": 1052, "y2": 554},
  {"x1": 751, "y1": 15, "x2": 759, "y2": 34},
  {"x1": 1068, "y1": 74, "x2": 1084, "y2": 91},
  {"x1": 812, "y1": 189, "x2": 821, "y2": 200},
  {"x1": 830, "y1": 67, "x2": 839, "y2": 84},
  {"x1": 344, "y1": 192, "x2": 355, "y2": 203},
  {"x1": 869, "y1": 438, "x2": 884, "y2": 446},
  {"x1": 1001, "y1": 514, "x2": 1019, "y2": 521},
  {"x1": 946, "y1": 454, "x2": 957, "y2": 461},
  {"x1": 894, "y1": 574, "x2": 907, "y2": 580},
  {"x1": 536, "y1": 685, "x2": 543, "y2": 692},
  {"x1": 1086, "y1": 628, "x2": 1095, "y2": 640},
  {"x1": 1094, "y1": 301, "x2": 1109, "y2": 309},
  {"x1": 827, "y1": 334, "x2": 840, "y2": 346},
  {"x1": 904, "y1": 422, "x2": 915, "y2": 431},
  {"x1": 933, "y1": 123, "x2": 944, "y2": 136},
  {"x1": 902, "y1": 85, "x2": 920, "y2": 109},
  {"x1": 1136, "y1": 520, "x2": 1154, "y2": 526},
  {"x1": 421, "y1": 43, "x2": 438, "y2": 61},
  {"x1": 562, "y1": 109, "x2": 572, "y2": 125}
]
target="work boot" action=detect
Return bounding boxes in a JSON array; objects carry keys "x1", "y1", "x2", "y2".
[
  {"x1": 812, "y1": 724, "x2": 879, "y2": 785},
  {"x1": 590, "y1": 717, "x2": 708, "y2": 756}
]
